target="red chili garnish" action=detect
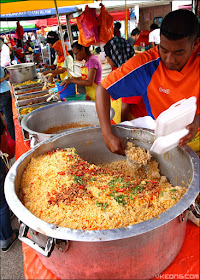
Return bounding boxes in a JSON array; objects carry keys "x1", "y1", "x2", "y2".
[
  {"x1": 49, "y1": 197, "x2": 55, "y2": 202},
  {"x1": 78, "y1": 185, "x2": 85, "y2": 189},
  {"x1": 78, "y1": 161, "x2": 85, "y2": 165},
  {"x1": 149, "y1": 180, "x2": 158, "y2": 184},
  {"x1": 115, "y1": 188, "x2": 126, "y2": 193},
  {"x1": 98, "y1": 185, "x2": 107, "y2": 190},
  {"x1": 52, "y1": 190, "x2": 57, "y2": 195},
  {"x1": 57, "y1": 171, "x2": 65, "y2": 175},
  {"x1": 82, "y1": 226, "x2": 87, "y2": 230}
]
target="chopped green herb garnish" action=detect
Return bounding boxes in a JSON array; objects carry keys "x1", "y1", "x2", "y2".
[
  {"x1": 96, "y1": 201, "x2": 109, "y2": 210},
  {"x1": 114, "y1": 194, "x2": 127, "y2": 206},
  {"x1": 74, "y1": 176, "x2": 84, "y2": 185},
  {"x1": 170, "y1": 189, "x2": 177, "y2": 193}
]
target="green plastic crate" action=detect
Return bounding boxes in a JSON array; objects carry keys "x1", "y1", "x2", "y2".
[{"x1": 65, "y1": 94, "x2": 86, "y2": 101}]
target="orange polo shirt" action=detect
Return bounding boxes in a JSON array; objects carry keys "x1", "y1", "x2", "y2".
[{"x1": 101, "y1": 44, "x2": 200, "y2": 119}]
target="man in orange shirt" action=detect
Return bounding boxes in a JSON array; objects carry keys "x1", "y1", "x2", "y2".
[{"x1": 95, "y1": 9, "x2": 200, "y2": 155}]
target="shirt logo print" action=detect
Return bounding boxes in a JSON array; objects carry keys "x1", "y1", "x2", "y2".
[{"x1": 159, "y1": 87, "x2": 170, "y2": 94}]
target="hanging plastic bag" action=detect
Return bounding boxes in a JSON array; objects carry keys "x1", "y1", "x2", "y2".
[
  {"x1": 0, "y1": 125, "x2": 15, "y2": 160},
  {"x1": 98, "y1": 4, "x2": 114, "y2": 44},
  {"x1": 77, "y1": 5, "x2": 99, "y2": 47}
]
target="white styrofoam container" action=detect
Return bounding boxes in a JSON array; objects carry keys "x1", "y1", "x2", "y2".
[
  {"x1": 150, "y1": 128, "x2": 189, "y2": 154},
  {"x1": 155, "y1": 97, "x2": 197, "y2": 137}
]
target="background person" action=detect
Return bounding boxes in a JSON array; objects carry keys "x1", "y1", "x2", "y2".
[
  {"x1": 95, "y1": 9, "x2": 200, "y2": 155},
  {"x1": 0, "y1": 117, "x2": 18, "y2": 252},
  {"x1": 0, "y1": 38, "x2": 11, "y2": 67},
  {"x1": 0, "y1": 40, "x2": 15, "y2": 141},
  {"x1": 104, "y1": 36, "x2": 146, "y2": 123},
  {"x1": 149, "y1": 23, "x2": 160, "y2": 48},
  {"x1": 61, "y1": 41, "x2": 102, "y2": 101},
  {"x1": 114, "y1": 22, "x2": 122, "y2": 37},
  {"x1": 45, "y1": 31, "x2": 59, "y2": 65},
  {"x1": 127, "y1": 28, "x2": 143, "y2": 54},
  {"x1": 104, "y1": 36, "x2": 135, "y2": 124},
  {"x1": 43, "y1": 40, "x2": 73, "y2": 83}
]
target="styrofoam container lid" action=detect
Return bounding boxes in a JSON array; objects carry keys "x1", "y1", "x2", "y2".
[
  {"x1": 150, "y1": 128, "x2": 189, "y2": 154},
  {"x1": 155, "y1": 97, "x2": 197, "y2": 137}
]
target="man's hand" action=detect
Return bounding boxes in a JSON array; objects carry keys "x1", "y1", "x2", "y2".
[
  {"x1": 103, "y1": 132, "x2": 125, "y2": 156},
  {"x1": 179, "y1": 114, "x2": 200, "y2": 146},
  {"x1": 43, "y1": 64, "x2": 48, "y2": 69}
]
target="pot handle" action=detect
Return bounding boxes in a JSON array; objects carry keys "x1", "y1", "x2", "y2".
[
  {"x1": 19, "y1": 223, "x2": 54, "y2": 257},
  {"x1": 30, "y1": 134, "x2": 38, "y2": 148},
  {"x1": 18, "y1": 67, "x2": 30, "y2": 75},
  {"x1": 188, "y1": 204, "x2": 200, "y2": 218}
]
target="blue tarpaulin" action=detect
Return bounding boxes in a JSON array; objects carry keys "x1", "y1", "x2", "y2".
[{"x1": 0, "y1": 6, "x2": 78, "y2": 21}]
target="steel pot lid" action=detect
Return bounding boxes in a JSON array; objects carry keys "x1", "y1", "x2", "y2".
[{"x1": 5, "y1": 126, "x2": 199, "y2": 242}]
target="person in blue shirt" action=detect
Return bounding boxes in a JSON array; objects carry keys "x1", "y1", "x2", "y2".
[{"x1": 0, "y1": 44, "x2": 15, "y2": 141}]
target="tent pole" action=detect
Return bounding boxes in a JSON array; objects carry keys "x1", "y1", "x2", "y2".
[
  {"x1": 125, "y1": 0, "x2": 128, "y2": 40},
  {"x1": 54, "y1": 0, "x2": 70, "y2": 77}
]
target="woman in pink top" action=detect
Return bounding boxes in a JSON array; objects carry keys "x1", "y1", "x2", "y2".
[{"x1": 61, "y1": 41, "x2": 102, "y2": 101}]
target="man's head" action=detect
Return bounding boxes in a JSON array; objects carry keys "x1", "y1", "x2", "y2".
[
  {"x1": 159, "y1": 9, "x2": 199, "y2": 71},
  {"x1": 114, "y1": 22, "x2": 121, "y2": 30},
  {"x1": 47, "y1": 31, "x2": 59, "y2": 47},
  {"x1": 150, "y1": 23, "x2": 158, "y2": 31},
  {"x1": 131, "y1": 28, "x2": 141, "y2": 41}
]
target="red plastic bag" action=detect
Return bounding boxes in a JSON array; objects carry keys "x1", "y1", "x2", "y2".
[
  {"x1": 77, "y1": 5, "x2": 99, "y2": 46},
  {"x1": 98, "y1": 4, "x2": 114, "y2": 44},
  {"x1": 0, "y1": 127, "x2": 15, "y2": 159}
]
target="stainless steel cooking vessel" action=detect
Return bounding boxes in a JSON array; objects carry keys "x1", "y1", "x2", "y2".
[
  {"x1": 21, "y1": 101, "x2": 115, "y2": 147},
  {"x1": 5, "y1": 126, "x2": 199, "y2": 280},
  {"x1": 7, "y1": 63, "x2": 37, "y2": 84}
]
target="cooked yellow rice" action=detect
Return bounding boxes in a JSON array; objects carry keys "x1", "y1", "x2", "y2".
[{"x1": 19, "y1": 148, "x2": 187, "y2": 230}]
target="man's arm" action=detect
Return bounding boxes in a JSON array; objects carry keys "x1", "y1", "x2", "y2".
[
  {"x1": 179, "y1": 113, "x2": 200, "y2": 146},
  {"x1": 95, "y1": 83, "x2": 125, "y2": 155}
]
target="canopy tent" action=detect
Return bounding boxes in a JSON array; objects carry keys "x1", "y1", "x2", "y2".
[
  {"x1": 36, "y1": 16, "x2": 67, "y2": 28},
  {"x1": 0, "y1": 0, "x2": 93, "y2": 20},
  {"x1": 0, "y1": 24, "x2": 38, "y2": 34},
  {"x1": 0, "y1": 6, "x2": 80, "y2": 21}
]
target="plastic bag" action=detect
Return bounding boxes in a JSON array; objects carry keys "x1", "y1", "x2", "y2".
[
  {"x1": 0, "y1": 126, "x2": 15, "y2": 160},
  {"x1": 77, "y1": 4, "x2": 114, "y2": 47},
  {"x1": 77, "y1": 5, "x2": 99, "y2": 47},
  {"x1": 98, "y1": 4, "x2": 114, "y2": 43}
]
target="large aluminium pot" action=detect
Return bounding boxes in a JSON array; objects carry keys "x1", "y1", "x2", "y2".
[
  {"x1": 5, "y1": 126, "x2": 199, "y2": 280},
  {"x1": 7, "y1": 63, "x2": 37, "y2": 84},
  {"x1": 21, "y1": 101, "x2": 115, "y2": 147}
]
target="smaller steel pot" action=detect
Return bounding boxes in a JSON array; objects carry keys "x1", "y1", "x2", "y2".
[
  {"x1": 7, "y1": 63, "x2": 37, "y2": 84},
  {"x1": 21, "y1": 101, "x2": 115, "y2": 147}
]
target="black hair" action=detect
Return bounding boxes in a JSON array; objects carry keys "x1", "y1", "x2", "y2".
[
  {"x1": 47, "y1": 31, "x2": 59, "y2": 44},
  {"x1": 114, "y1": 22, "x2": 121, "y2": 29},
  {"x1": 150, "y1": 23, "x2": 158, "y2": 30},
  {"x1": 72, "y1": 41, "x2": 90, "y2": 55},
  {"x1": 131, "y1": 28, "x2": 141, "y2": 36},
  {"x1": 160, "y1": 9, "x2": 199, "y2": 40}
]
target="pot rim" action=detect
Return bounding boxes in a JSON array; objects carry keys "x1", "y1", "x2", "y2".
[
  {"x1": 6, "y1": 63, "x2": 36, "y2": 70},
  {"x1": 21, "y1": 101, "x2": 115, "y2": 137},
  {"x1": 5, "y1": 126, "x2": 199, "y2": 242}
]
